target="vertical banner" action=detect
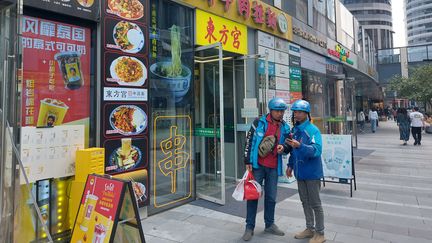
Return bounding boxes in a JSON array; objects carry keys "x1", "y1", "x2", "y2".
[
  {"x1": 100, "y1": 0, "x2": 150, "y2": 206},
  {"x1": 21, "y1": 16, "x2": 91, "y2": 142}
]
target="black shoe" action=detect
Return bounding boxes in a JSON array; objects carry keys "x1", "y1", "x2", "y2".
[
  {"x1": 414, "y1": 142, "x2": 418, "y2": 145},
  {"x1": 418, "y1": 142, "x2": 421, "y2": 145}
]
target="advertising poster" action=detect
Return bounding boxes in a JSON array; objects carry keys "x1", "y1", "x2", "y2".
[
  {"x1": 100, "y1": 0, "x2": 150, "y2": 206},
  {"x1": 71, "y1": 175, "x2": 127, "y2": 242},
  {"x1": 21, "y1": 16, "x2": 91, "y2": 143},
  {"x1": 321, "y1": 135, "x2": 353, "y2": 179},
  {"x1": 290, "y1": 79, "x2": 302, "y2": 92},
  {"x1": 24, "y1": 0, "x2": 99, "y2": 21}
]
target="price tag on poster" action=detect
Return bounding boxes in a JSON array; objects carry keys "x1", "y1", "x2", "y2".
[{"x1": 71, "y1": 174, "x2": 146, "y2": 243}]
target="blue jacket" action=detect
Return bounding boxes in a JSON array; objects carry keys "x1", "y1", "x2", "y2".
[
  {"x1": 288, "y1": 119, "x2": 324, "y2": 180},
  {"x1": 244, "y1": 115, "x2": 291, "y2": 176}
]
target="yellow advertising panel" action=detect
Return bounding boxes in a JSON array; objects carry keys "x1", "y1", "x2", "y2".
[
  {"x1": 182, "y1": 0, "x2": 292, "y2": 41},
  {"x1": 196, "y1": 10, "x2": 248, "y2": 54}
]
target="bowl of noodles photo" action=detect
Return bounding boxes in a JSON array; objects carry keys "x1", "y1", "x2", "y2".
[
  {"x1": 110, "y1": 56, "x2": 147, "y2": 86},
  {"x1": 108, "y1": 145, "x2": 142, "y2": 172},
  {"x1": 107, "y1": 0, "x2": 144, "y2": 20},
  {"x1": 109, "y1": 105, "x2": 147, "y2": 135},
  {"x1": 150, "y1": 25, "x2": 191, "y2": 102},
  {"x1": 113, "y1": 21, "x2": 144, "y2": 53}
]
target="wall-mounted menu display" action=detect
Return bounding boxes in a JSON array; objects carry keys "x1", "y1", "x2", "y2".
[
  {"x1": 24, "y1": 0, "x2": 99, "y2": 21},
  {"x1": 20, "y1": 125, "x2": 85, "y2": 184},
  {"x1": 100, "y1": 0, "x2": 149, "y2": 206}
]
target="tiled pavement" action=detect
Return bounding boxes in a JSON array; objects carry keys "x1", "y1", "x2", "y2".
[{"x1": 141, "y1": 121, "x2": 432, "y2": 243}]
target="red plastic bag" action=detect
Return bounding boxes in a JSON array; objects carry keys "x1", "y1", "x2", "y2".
[{"x1": 244, "y1": 171, "x2": 262, "y2": 200}]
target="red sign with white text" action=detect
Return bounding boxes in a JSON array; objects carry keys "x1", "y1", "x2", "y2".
[{"x1": 22, "y1": 16, "x2": 91, "y2": 129}]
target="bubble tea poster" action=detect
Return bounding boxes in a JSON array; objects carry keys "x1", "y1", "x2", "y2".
[
  {"x1": 21, "y1": 16, "x2": 91, "y2": 145},
  {"x1": 71, "y1": 175, "x2": 124, "y2": 243}
]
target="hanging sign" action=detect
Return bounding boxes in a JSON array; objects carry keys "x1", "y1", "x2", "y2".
[{"x1": 71, "y1": 174, "x2": 146, "y2": 242}]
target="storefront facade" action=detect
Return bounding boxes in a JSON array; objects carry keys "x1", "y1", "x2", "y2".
[{"x1": 1, "y1": 0, "x2": 382, "y2": 241}]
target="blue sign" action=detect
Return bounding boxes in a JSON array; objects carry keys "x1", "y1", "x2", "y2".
[{"x1": 257, "y1": 60, "x2": 276, "y2": 76}]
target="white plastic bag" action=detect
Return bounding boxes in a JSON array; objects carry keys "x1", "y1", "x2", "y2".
[{"x1": 232, "y1": 171, "x2": 248, "y2": 201}]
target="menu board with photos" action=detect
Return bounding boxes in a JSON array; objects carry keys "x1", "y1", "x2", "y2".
[
  {"x1": 24, "y1": 0, "x2": 99, "y2": 21},
  {"x1": 100, "y1": 0, "x2": 150, "y2": 206}
]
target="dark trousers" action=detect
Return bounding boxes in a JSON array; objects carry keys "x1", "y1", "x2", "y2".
[
  {"x1": 411, "y1": 127, "x2": 422, "y2": 144},
  {"x1": 246, "y1": 165, "x2": 278, "y2": 230}
]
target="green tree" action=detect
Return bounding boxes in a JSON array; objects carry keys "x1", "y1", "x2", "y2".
[{"x1": 389, "y1": 64, "x2": 432, "y2": 110}]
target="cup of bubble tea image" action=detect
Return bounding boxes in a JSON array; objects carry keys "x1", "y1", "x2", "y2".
[
  {"x1": 79, "y1": 193, "x2": 98, "y2": 232},
  {"x1": 54, "y1": 51, "x2": 84, "y2": 90},
  {"x1": 36, "y1": 98, "x2": 69, "y2": 127},
  {"x1": 92, "y1": 224, "x2": 107, "y2": 243}
]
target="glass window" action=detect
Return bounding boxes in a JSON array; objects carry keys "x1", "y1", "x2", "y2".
[
  {"x1": 377, "y1": 48, "x2": 400, "y2": 64},
  {"x1": 428, "y1": 45, "x2": 432, "y2": 60},
  {"x1": 327, "y1": 0, "x2": 335, "y2": 23},
  {"x1": 149, "y1": 0, "x2": 195, "y2": 214},
  {"x1": 296, "y1": 0, "x2": 308, "y2": 23},
  {"x1": 408, "y1": 46, "x2": 428, "y2": 62}
]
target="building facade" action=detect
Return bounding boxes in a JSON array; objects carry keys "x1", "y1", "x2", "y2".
[
  {"x1": 342, "y1": 0, "x2": 394, "y2": 49},
  {"x1": 406, "y1": 0, "x2": 432, "y2": 46},
  {"x1": 1, "y1": 0, "x2": 382, "y2": 242},
  {"x1": 378, "y1": 44, "x2": 432, "y2": 109}
]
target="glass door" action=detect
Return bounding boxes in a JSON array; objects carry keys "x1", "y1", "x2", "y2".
[
  {"x1": 0, "y1": 2, "x2": 19, "y2": 242},
  {"x1": 194, "y1": 43, "x2": 225, "y2": 204}
]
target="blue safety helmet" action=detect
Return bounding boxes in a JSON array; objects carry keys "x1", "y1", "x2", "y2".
[
  {"x1": 291, "y1": 100, "x2": 310, "y2": 113},
  {"x1": 268, "y1": 97, "x2": 288, "y2": 111}
]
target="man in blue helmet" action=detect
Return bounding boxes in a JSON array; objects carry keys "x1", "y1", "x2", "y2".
[
  {"x1": 285, "y1": 99, "x2": 326, "y2": 243},
  {"x1": 242, "y1": 97, "x2": 291, "y2": 241}
]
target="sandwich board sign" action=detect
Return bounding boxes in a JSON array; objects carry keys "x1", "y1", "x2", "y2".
[{"x1": 71, "y1": 174, "x2": 145, "y2": 242}]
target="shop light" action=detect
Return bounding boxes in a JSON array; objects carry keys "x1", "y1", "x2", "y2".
[
  {"x1": 58, "y1": 197, "x2": 63, "y2": 202},
  {"x1": 42, "y1": 234, "x2": 46, "y2": 238},
  {"x1": 57, "y1": 229, "x2": 62, "y2": 233},
  {"x1": 57, "y1": 209, "x2": 62, "y2": 213},
  {"x1": 58, "y1": 202, "x2": 62, "y2": 206},
  {"x1": 57, "y1": 215, "x2": 62, "y2": 220},
  {"x1": 57, "y1": 222, "x2": 62, "y2": 227}
]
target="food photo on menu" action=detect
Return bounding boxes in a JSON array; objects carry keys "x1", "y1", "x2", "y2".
[
  {"x1": 107, "y1": 0, "x2": 144, "y2": 20},
  {"x1": 108, "y1": 104, "x2": 148, "y2": 136},
  {"x1": 77, "y1": 0, "x2": 94, "y2": 7},
  {"x1": 113, "y1": 168, "x2": 149, "y2": 207},
  {"x1": 110, "y1": 56, "x2": 147, "y2": 86},
  {"x1": 113, "y1": 20, "x2": 145, "y2": 53},
  {"x1": 107, "y1": 138, "x2": 143, "y2": 172}
]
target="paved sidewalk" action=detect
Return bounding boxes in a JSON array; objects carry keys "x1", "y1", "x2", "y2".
[{"x1": 141, "y1": 121, "x2": 432, "y2": 243}]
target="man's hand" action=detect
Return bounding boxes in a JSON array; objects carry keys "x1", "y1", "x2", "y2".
[
  {"x1": 246, "y1": 164, "x2": 253, "y2": 172},
  {"x1": 277, "y1": 144, "x2": 284, "y2": 154},
  {"x1": 286, "y1": 138, "x2": 301, "y2": 148},
  {"x1": 286, "y1": 167, "x2": 293, "y2": 177}
]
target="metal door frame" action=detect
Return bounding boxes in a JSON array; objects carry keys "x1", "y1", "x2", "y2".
[{"x1": 195, "y1": 42, "x2": 226, "y2": 205}]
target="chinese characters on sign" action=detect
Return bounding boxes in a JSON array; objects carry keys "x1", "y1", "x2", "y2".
[
  {"x1": 196, "y1": 9, "x2": 248, "y2": 54},
  {"x1": 328, "y1": 44, "x2": 354, "y2": 65},
  {"x1": 184, "y1": 0, "x2": 291, "y2": 40},
  {"x1": 22, "y1": 16, "x2": 91, "y2": 129}
]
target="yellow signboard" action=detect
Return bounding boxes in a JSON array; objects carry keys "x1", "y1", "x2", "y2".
[
  {"x1": 181, "y1": 0, "x2": 292, "y2": 41},
  {"x1": 196, "y1": 10, "x2": 248, "y2": 54}
]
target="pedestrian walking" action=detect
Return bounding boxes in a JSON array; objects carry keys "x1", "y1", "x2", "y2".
[
  {"x1": 358, "y1": 109, "x2": 366, "y2": 132},
  {"x1": 396, "y1": 108, "x2": 410, "y2": 145},
  {"x1": 242, "y1": 97, "x2": 291, "y2": 241},
  {"x1": 369, "y1": 108, "x2": 379, "y2": 133},
  {"x1": 409, "y1": 107, "x2": 425, "y2": 145},
  {"x1": 285, "y1": 100, "x2": 326, "y2": 243}
]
